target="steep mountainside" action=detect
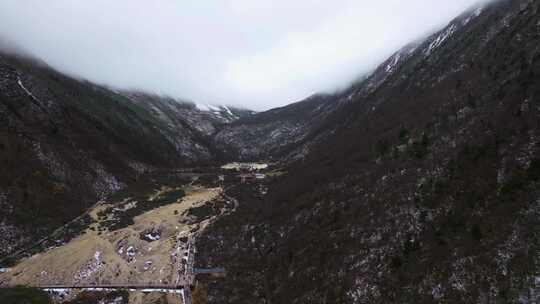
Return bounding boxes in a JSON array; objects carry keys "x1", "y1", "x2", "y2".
[
  {"x1": 214, "y1": 35, "x2": 423, "y2": 162},
  {"x1": 0, "y1": 53, "x2": 248, "y2": 259},
  {"x1": 198, "y1": 0, "x2": 540, "y2": 303},
  {"x1": 215, "y1": 93, "x2": 337, "y2": 161},
  {"x1": 216, "y1": 1, "x2": 517, "y2": 164},
  {"x1": 1, "y1": 0, "x2": 540, "y2": 303}
]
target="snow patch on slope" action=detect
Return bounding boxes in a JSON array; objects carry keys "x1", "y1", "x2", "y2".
[
  {"x1": 385, "y1": 53, "x2": 401, "y2": 73},
  {"x1": 17, "y1": 77, "x2": 40, "y2": 102},
  {"x1": 426, "y1": 24, "x2": 457, "y2": 56},
  {"x1": 195, "y1": 103, "x2": 220, "y2": 112}
]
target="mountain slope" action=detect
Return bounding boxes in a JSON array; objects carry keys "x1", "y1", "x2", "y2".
[
  {"x1": 197, "y1": 0, "x2": 540, "y2": 303},
  {"x1": 1, "y1": 0, "x2": 539, "y2": 303},
  {"x1": 215, "y1": 93, "x2": 337, "y2": 161},
  {"x1": 0, "y1": 53, "x2": 248, "y2": 259}
]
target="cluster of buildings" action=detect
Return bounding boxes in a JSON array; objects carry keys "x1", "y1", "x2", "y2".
[
  {"x1": 220, "y1": 162, "x2": 268, "y2": 183},
  {"x1": 220, "y1": 162, "x2": 268, "y2": 171}
]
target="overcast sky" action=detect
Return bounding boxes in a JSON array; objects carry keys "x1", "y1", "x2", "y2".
[{"x1": 0, "y1": 0, "x2": 484, "y2": 110}]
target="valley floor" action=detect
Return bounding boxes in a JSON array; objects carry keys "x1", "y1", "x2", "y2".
[{"x1": 0, "y1": 167, "x2": 251, "y2": 304}]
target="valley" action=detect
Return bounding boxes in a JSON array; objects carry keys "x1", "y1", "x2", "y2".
[
  {"x1": 0, "y1": 165, "x2": 270, "y2": 304},
  {"x1": 1, "y1": 0, "x2": 540, "y2": 303}
]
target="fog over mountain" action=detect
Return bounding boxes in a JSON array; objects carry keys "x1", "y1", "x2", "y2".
[
  {"x1": 0, "y1": 0, "x2": 486, "y2": 110},
  {"x1": 1, "y1": 0, "x2": 539, "y2": 302}
]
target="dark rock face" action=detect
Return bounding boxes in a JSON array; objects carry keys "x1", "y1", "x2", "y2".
[{"x1": 197, "y1": 0, "x2": 540, "y2": 303}]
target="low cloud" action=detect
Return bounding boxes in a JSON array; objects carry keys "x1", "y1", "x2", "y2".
[{"x1": 0, "y1": 0, "x2": 484, "y2": 110}]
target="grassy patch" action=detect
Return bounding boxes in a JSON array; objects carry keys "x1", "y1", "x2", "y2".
[
  {"x1": 183, "y1": 200, "x2": 223, "y2": 223},
  {"x1": 98, "y1": 189, "x2": 185, "y2": 231}
]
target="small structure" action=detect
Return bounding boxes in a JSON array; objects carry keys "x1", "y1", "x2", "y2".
[
  {"x1": 239, "y1": 174, "x2": 252, "y2": 183},
  {"x1": 193, "y1": 268, "x2": 227, "y2": 281},
  {"x1": 248, "y1": 163, "x2": 268, "y2": 171},
  {"x1": 238, "y1": 173, "x2": 265, "y2": 183}
]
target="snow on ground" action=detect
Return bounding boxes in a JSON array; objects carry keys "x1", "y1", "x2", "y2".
[
  {"x1": 113, "y1": 200, "x2": 138, "y2": 212},
  {"x1": 126, "y1": 246, "x2": 136, "y2": 259},
  {"x1": 223, "y1": 105, "x2": 235, "y2": 117},
  {"x1": 462, "y1": 7, "x2": 484, "y2": 26},
  {"x1": 195, "y1": 103, "x2": 221, "y2": 112},
  {"x1": 385, "y1": 53, "x2": 401, "y2": 73},
  {"x1": 426, "y1": 24, "x2": 457, "y2": 56},
  {"x1": 195, "y1": 103, "x2": 211, "y2": 111},
  {"x1": 44, "y1": 288, "x2": 69, "y2": 296},
  {"x1": 145, "y1": 233, "x2": 160, "y2": 241},
  {"x1": 73, "y1": 251, "x2": 104, "y2": 283},
  {"x1": 180, "y1": 288, "x2": 186, "y2": 303},
  {"x1": 425, "y1": 5, "x2": 485, "y2": 57},
  {"x1": 195, "y1": 103, "x2": 238, "y2": 120},
  {"x1": 17, "y1": 77, "x2": 40, "y2": 101}
]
